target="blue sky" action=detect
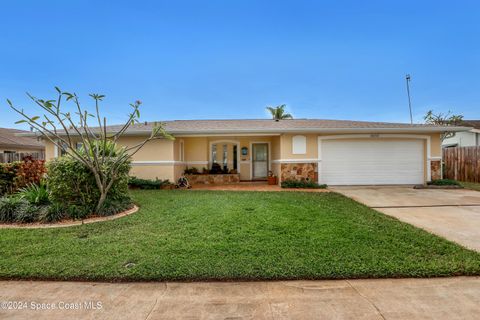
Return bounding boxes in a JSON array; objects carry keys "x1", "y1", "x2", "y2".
[{"x1": 1, "y1": 0, "x2": 479, "y2": 129}]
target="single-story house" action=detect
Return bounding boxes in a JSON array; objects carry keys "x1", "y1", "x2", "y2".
[
  {"x1": 0, "y1": 127, "x2": 45, "y2": 154},
  {"x1": 40, "y1": 119, "x2": 469, "y2": 185},
  {"x1": 443, "y1": 120, "x2": 480, "y2": 147}
]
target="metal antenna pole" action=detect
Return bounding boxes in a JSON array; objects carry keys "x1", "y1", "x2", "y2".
[{"x1": 405, "y1": 74, "x2": 413, "y2": 124}]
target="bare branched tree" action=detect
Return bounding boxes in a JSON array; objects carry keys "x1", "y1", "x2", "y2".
[
  {"x1": 6, "y1": 87, "x2": 173, "y2": 212},
  {"x1": 424, "y1": 110, "x2": 464, "y2": 141}
]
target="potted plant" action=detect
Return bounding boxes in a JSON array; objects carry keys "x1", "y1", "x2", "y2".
[{"x1": 267, "y1": 170, "x2": 277, "y2": 185}]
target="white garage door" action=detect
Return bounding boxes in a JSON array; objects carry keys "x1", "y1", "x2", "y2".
[{"x1": 320, "y1": 139, "x2": 424, "y2": 185}]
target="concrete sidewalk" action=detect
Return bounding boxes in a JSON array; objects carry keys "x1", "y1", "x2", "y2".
[{"x1": 1, "y1": 277, "x2": 479, "y2": 319}]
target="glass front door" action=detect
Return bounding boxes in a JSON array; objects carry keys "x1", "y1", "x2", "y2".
[{"x1": 252, "y1": 143, "x2": 268, "y2": 179}]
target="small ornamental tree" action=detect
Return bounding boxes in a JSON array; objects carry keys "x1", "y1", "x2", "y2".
[
  {"x1": 6, "y1": 87, "x2": 173, "y2": 212},
  {"x1": 424, "y1": 110, "x2": 464, "y2": 141}
]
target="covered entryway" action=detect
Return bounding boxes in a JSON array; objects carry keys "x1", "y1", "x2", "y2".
[
  {"x1": 319, "y1": 139, "x2": 424, "y2": 185},
  {"x1": 251, "y1": 143, "x2": 269, "y2": 179}
]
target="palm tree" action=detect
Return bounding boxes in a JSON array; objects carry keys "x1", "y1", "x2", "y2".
[{"x1": 266, "y1": 104, "x2": 293, "y2": 120}]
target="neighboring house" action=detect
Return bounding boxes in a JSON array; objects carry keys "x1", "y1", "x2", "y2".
[
  {"x1": 37, "y1": 119, "x2": 468, "y2": 186},
  {"x1": 443, "y1": 120, "x2": 480, "y2": 147},
  {"x1": 0, "y1": 127, "x2": 45, "y2": 154}
]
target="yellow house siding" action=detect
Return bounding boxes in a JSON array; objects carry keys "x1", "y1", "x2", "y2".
[
  {"x1": 430, "y1": 133, "x2": 441, "y2": 157},
  {"x1": 183, "y1": 137, "x2": 208, "y2": 173},
  {"x1": 45, "y1": 142, "x2": 56, "y2": 160},
  {"x1": 280, "y1": 134, "x2": 318, "y2": 159},
  {"x1": 271, "y1": 136, "x2": 281, "y2": 160},
  {"x1": 117, "y1": 137, "x2": 174, "y2": 161},
  {"x1": 118, "y1": 137, "x2": 175, "y2": 181},
  {"x1": 130, "y1": 165, "x2": 175, "y2": 181}
]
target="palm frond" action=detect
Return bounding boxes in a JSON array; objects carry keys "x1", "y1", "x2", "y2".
[{"x1": 265, "y1": 104, "x2": 293, "y2": 120}]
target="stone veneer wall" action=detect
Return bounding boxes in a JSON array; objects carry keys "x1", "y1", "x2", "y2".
[
  {"x1": 185, "y1": 174, "x2": 240, "y2": 185},
  {"x1": 280, "y1": 163, "x2": 317, "y2": 182},
  {"x1": 430, "y1": 160, "x2": 442, "y2": 181}
]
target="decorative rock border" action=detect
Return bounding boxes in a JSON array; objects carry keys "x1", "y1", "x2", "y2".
[
  {"x1": 0, "y1": 205, "x2": 139, "y2": 229},
  {"x1": 185, "y1": 174, "x2": 240, "y2": 185}
]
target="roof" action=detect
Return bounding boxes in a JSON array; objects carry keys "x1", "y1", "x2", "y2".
[
  {"x1": 97, "y1": 119, "x2": 472, "y2": 135},
  {"x1": 19, "y1": 119, "x2": 472, "y2": 136},
  {"x1": 461, "y1": 120, "x2": 480, "y2": 130},
  {"x1": 0, "y1": 127, "x2": 45, "y2": 149}
]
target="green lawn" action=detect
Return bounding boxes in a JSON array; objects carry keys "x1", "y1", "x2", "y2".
[
  {"x1": 0, "y1": 190, "x2": 479, "y2": 281},
  {"x1": 461, "y1": 181, "x2": 480, "y2": 192}
]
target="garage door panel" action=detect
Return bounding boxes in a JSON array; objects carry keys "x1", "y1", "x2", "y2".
[{"x1": 320, "y1": 140, "x2": 424, "y2": 185}]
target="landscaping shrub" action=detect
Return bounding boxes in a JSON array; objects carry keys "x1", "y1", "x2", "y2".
[
  {"x1": 78, "y1": 140, "x2": 122, "y2": 157},
  {"x1": 0, "y1": 162, "x2": 21, "y2": 196},
  {"x1": 0, "y1": 196, "x2": 27, "y2": 222},
  {"x1": 47, "y1": 155, "x2": 131, "y2": 214},
  {"x1": 15, "y1": 203, "x2": 47, "y2": 223},
  {"x1": 427, "y1": 179, "x2": 461, "y2": 186},
  {"x1": 128, "y1": 176, "x2": 171, "y2": 189},
  {"x1": 0, "y1": 196, "x2": 51, "y2": 224},
  {"x1": 184, "y1": 167, "x2": 199, "y2": 175},
  {"x1": 210, "y1": 163, "x2": 223, "y2": 174},
  {"x1": 65, "y1": 204, "x2": 91, "y2": 220},
  {"x1": 0, "y1": 196, "x2": 31, "y2": 222},
  {"x1": 18, "y1": 182, "x2": 50, "y2": 205},
  {"x1": 15, "y1": 156, "x2": 47, "y2": 188},
  {"x1": 40, "y1": 203, "x2": 65, "y2": 223},
  {"x1": 281, "y1": 179, "x2": 327, "y2": 189},
  {"x1": 0, "y1": 157, "x2": 46, "y2": 196},
  {"x1": 98, "y1": 197, "x2": 134, "y2": 216}
]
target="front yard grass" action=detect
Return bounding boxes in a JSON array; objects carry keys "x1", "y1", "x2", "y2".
[
  {"x1": 461, "y1": 181, "x2": 480, "y2": 192},
  {"x1": 0, "y1": 190, "x2": 479, "y2": 281}
]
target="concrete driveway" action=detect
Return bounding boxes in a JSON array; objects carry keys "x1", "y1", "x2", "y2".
[
  {"x1": 333, "y1": 187, "x2": 480, "y2": 251},
  {"x1": 1, "y1": 278, "x2": 479, "y2": 319}
]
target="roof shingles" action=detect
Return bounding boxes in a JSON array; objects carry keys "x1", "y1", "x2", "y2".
[
  {"x1": 100, "y1": 119, "x2": 468, "y2": 134},
  {"x1": 0, "y1": 128, "x2": 44, "y2": 149}
]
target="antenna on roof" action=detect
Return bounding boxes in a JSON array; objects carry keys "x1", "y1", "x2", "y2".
[{"x1": 405, "y1": 74, "x2": 413, "y2": 124}]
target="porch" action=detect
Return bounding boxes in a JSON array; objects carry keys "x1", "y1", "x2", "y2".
[{"x1": 177, "y1": 136, "x2": 281, "y2": 182}]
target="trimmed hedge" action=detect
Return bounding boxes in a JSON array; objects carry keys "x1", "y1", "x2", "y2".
[
  {"x1": 427, "y1": 179, "x2": 461, "y2": 186},
  {"x1": 128, "y1": 176, "x2": 172, "y2": 189},
  {"x1": 281, "y1": 179, "x2": 327, "y2": 189}
]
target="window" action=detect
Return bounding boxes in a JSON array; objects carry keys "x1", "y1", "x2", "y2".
[
  {"x1": 59, "y1": 141, "x2": 69, "y2": 156},
  {"x1": 222, "y1": 144, "x2": 228, "y2": 169},
  {"x1": 212, "y1": 144, "x2": 217, "y2": 163},
  {"x1": 292, "y1": 135, "x2": 307, "y2": 154},
  {"x1": 54, "y1": 141, "x2": 69, "y2": 157}
]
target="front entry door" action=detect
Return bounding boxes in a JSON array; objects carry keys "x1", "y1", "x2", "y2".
[{"x1": 252, "y1": 143, "x2": 269, "y2": 179}]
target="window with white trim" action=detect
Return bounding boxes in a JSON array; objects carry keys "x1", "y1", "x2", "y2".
[{"x1": 292, "y1": 135, "x2": 307, "y2": 154}]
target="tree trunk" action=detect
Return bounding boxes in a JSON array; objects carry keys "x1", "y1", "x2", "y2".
[{"x1": 96, "y1": 190, "x2": 107, "y2": 214}]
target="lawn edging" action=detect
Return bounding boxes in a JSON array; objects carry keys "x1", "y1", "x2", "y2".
[{"x1": 0, "y1": 205, "x2": 138, "y2": 229}]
